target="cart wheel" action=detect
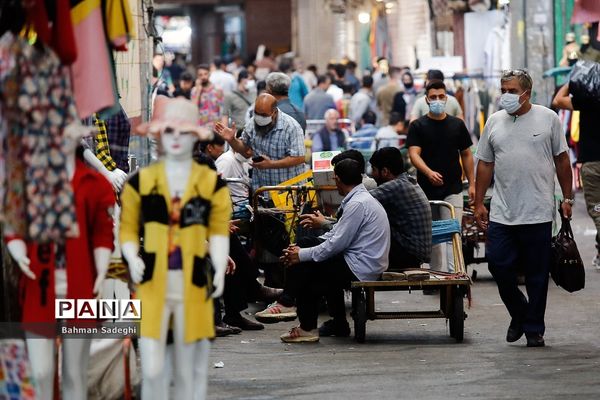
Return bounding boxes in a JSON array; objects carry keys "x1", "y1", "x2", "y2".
[
  {"x1": 449, "y1": 287, "x2": 464, "y2": 343},
  {"x1": 353, "y1": 289, "x2": 367, "y2": 343}
]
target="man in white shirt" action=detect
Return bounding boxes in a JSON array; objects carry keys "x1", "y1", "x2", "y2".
[
  {"x1": 373, "y1": 111, "x2": 405, "y2": 150},
  {"x1": 474, "y1": 69, "x2": 573, "y2": 348},
  {"x1": 210, "y1": 58, "x2": 237, "y2": 93}
]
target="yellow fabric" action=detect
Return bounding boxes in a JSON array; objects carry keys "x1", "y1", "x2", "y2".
[
  {"x1": 120, "y1": 161, "x2": 231, "y2": 342},
  {"x1": 105, "y1": 0, "x2": 136, "y2": 46},
  {"x1": 571, "y1": 111, "x2": 580, "y2": 143},
  {"x1": 71, "y1": 0, "x2": 101, "y2": 25}
]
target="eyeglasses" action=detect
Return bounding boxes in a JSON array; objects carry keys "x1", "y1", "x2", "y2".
[{"x1": 501, "y1": 69, "x2": 531, "y2": 78}]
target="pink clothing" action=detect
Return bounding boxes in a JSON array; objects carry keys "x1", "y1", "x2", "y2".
[{"x1": 191, "y1": 84, "x2": 224, "y2": 128}]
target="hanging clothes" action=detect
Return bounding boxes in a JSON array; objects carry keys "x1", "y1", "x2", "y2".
[
  {"x1": 0, "y1": 32, "x2": 79, "y2": 242},
  {"x1": 7, "y1": 159, "x2": 114, "y2": 332},
  {"x1": 105, "y1": 0, "x2": 135, "y2": 51},
  {"x1": 70, "y1": 0, "x2": 118, "y2": 118}
]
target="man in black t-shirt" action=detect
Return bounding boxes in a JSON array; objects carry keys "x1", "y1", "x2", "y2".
[
  {"x1": 553, "y1": 83, "x2": 600, "y2": 268},
  {"x1": 407, "y1": 80, "x2": 474, "y2": 273}
]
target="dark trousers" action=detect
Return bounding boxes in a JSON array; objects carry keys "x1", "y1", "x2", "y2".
[
  {"x1": 278, "y1": 237, "x2": 324, "y2": 307},
  {"x1": 486, "y1": 221, "x2": 552, "y2": 335},
  {"x1": 388, "y1": 244, "x2": 423, "y2": 270},
  {"x1": 222, "y1": 234, "x2": 261, "y2": 315},
  {"x1": 290, "y1": 254, "x2": 358, "y2": 332}
]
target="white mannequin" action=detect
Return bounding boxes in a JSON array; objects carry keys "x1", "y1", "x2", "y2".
[
  {"x1": 121, "y1": 119, "x2": 228, "y2": 400},
  {"x1": 83, "y1": 148, "x2": 128, "y2": 192},
  {"x1": 5, "y1": 122, "x2": 112, "y2": 400}
]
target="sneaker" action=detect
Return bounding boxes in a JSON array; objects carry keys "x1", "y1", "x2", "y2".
[
  {"x1": 280, "y1": 326, "x2": 319, "y2": 343},
  {"x1": 593, "y1": 254, "x2": 600, "y2": 270},
  {"x1": 318, "y1": 319, "x2": 351, "y2": 337},
  {"x1": 254, "y1": 302, "x2": 297, "y2": 323}
]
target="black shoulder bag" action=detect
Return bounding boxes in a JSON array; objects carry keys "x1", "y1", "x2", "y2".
[{"x1": 550, "y1": 209, "x2": 585, "y2": 293}]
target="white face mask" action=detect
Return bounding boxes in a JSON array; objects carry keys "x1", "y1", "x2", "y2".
[
  {"x1": 245, "y1": 80, "x2": 256, "y2": 90},
  {"x1": 500, "y1": 91, "x2": 527, "y2": 114},
  {"x1": 254, "y1": 114, "x2": 272, "y2": 126}
]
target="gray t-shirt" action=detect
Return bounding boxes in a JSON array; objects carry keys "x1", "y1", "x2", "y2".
[
  {"x1": 410, "y1": 94, "x2": 462, "y2": 119},
  {"x1": 475, "y1": 105, "x2": 568, "y2": 225}
]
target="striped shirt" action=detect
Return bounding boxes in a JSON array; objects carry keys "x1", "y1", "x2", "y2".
[{"x1": 241, "y1": 109, "x2": 306, "y2": 191}]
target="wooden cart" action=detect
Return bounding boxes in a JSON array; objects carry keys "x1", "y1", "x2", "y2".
[{"x1": 351, "y1": 200, "x2": 471, "y2": 343}]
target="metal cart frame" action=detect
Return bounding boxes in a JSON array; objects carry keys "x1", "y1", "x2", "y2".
[{"x1": 350, "y1": 200, "x2": 471, "y2": 343}]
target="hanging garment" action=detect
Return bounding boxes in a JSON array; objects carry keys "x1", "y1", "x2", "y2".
[
  {"x1": 70, "y1": 0, "x2": 118, "y2": 118},
  {"x1": 8, "y1": 159, "x2": 114, "y2": 331},
  {"x1": 0, "y1": 32, "x2": 78, "y2": 242},
  {"x1": 104, "y1": 105, "x2": 131, "y2": 172},
  {"x1": 105, "y1": 0, "x2": 135, "y2": 51},
  {"x1": 93, "y1": 114, "x2": 118, "y2": 171},
  {"x1": 23, "y1": 0, "x2": 77, "y2": 65}
]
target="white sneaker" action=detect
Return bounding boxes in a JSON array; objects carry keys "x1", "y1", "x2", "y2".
[
  {"x1": 593, "y1": 254, "x2": 600, "y2": 270},
  {"x1": 254, "y1": 302, "x2": 297, "y2": 323}
]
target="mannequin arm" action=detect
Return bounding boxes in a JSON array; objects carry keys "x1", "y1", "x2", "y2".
[
  {"x1": 207, "y1": 176, "x2": 233, "y2": 298},
  {"x1": 5, "y1": 239, "x2": 35, "y2": 280},
  {"x1": 93, "y1": 247, "x2": 112, "y2": 297},
  {"x1": 83, "y1": 148, "x2": 128, "y2": 192},
  {"x1": 121, "y1": 242, "x2": 145, "y2": 284},
  {"x1": 120, "y1": 177, "x2": 144, "y2": 284},
  {"x1": 209, "y1": 235, "x2": 229, "y2": 298}
]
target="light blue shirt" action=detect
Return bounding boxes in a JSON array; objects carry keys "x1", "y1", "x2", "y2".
[{"x1": 299, "y1": 184, "x2": 390, "y2": 281}]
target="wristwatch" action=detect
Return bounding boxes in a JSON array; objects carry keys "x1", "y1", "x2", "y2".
[{"x1": 563, "y1": 198, "x2": 575, "y2": 205}]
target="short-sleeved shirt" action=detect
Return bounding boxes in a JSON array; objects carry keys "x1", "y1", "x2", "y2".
[
  {"x1": 410, "y1": 94, "x2": 462, "y2": 120},
  {"x1": 407, "y1": 115, "x2": 472, "y2": 200},
  {"x1": 475, "y1": 105, "x2": 569, "y2": 225},
  {"x1": 571, "y1": 95, "x2": 600, "y2": 163},
  {"x1": 241, "y1": 109, "x2": 306, "y2": 190},
  {"x1": 222, "y1": 90, "x2": 254, "y2": 129}
]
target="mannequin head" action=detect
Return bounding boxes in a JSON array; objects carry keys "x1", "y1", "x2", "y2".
[{"x1": 135, "y1": 96, "x2": 212, "y2": 151}]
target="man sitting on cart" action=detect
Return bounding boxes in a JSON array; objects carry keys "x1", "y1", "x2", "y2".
[{"x1": 278, "y1": 159, "x2": 390, "y2": 343}]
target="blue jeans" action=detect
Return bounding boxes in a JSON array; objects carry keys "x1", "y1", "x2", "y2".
[{"x1": 486, "y1": 221, "x2": 552, "y2": 335}]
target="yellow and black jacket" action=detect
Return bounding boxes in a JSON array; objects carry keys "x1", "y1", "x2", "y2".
[{"x1": 120, "y1": 160, "x2": 231, "y2": 342}]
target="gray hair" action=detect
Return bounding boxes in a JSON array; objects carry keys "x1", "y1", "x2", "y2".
[
  {"x1": 324, "y1": 109, "x2": 339, "y2": 119},
  {"x1": 500, "y1": 69, "x2": 533, "y2": 92},
  {"x1": 266, "y1": 72, "x2": 291, "y2": 96}
]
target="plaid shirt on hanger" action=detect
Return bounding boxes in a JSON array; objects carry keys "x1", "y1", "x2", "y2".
[{"x1": 93, "y1": 114, "x2": 117, "y2": 171}]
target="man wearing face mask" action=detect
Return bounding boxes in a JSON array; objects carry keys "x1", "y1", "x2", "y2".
[
  {"x1": 407, "y1": 80, "x2": 474, "y2": 276},
  {"x1": 474, "y1": 69, "x2": 573, "y2": 348},
  {"x1": 214, "y1": 93, "x2": 306, "y2": 193},
  {"x1": 410, "y1": 69, "x2": 464, "y2": 123},
  {"x1": 221, "y1": 69, "x2": 256, "y2": 131}
]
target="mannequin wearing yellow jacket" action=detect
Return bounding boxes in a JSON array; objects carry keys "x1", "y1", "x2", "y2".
[{"x1": 120, "y1": 97, "x2": 231, "y2": 400}]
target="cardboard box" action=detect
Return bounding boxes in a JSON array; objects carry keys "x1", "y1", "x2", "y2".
[{"x1": 312, "y1": 151, "x2": 344, "y2": 213}]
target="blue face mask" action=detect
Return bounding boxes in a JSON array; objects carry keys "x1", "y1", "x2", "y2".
[{"x1": 429, "y1": 100, "x2": 446, "y2": 115}]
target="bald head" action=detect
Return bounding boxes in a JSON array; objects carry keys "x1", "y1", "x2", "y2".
[{"x1": 254, "y1": 93, "x2": 278, "y2": 116}]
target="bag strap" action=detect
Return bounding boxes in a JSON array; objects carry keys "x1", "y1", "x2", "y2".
[
  {"x1": 232, "y1": 90, "x2": 252, "y2": 106},
  {"x1": 558, "y1": 207, "x2": 574, "y2": 239}
]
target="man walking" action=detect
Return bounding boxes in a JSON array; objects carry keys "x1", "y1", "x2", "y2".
[
  {"x1": 303, "y1": 75, "x2": 337, "y2": 120},
  {"x1": 407, "y1": 80, "x2": 474, "y2": 274},
  {"x1": 475, "y1": 69, "x2": 573, "y2": 347},
  {"x1": 552, "y1": 83, "x2": 600, "y2": 268}
]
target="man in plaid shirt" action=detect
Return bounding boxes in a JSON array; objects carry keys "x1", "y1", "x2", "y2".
[
  {"x1": 215, "y1": 93, "x2": 306, "y2": 192},
  {"x1": 369, "y1": 147, "x2": 432, "y2": 269}
]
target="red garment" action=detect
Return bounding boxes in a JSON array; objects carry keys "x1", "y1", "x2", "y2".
[{"x1": 8, "y1": 159, "x2": 114, "y2": 330}]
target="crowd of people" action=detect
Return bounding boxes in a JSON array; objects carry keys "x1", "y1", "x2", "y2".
[{"x1": 150, "y1": 49, "x2": 592, "y2": 348}]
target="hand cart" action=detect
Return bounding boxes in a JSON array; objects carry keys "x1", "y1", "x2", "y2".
[{"x1": 351, "y1": 200, "x2": 471, "y2": 343}]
